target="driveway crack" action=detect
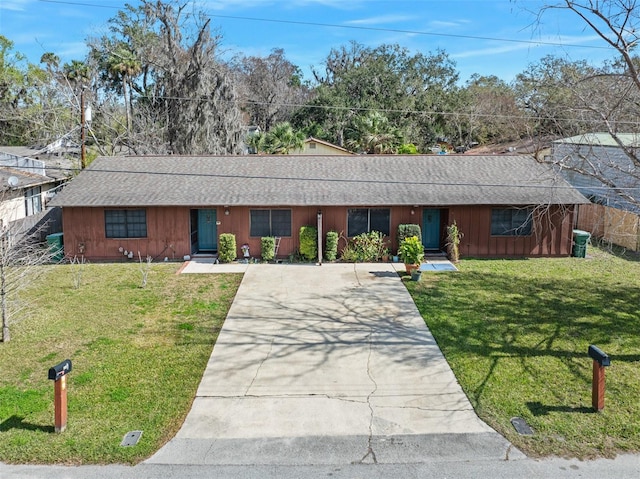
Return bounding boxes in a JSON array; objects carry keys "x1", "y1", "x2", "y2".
[
  {"x1": 355, "y1": 327, "x2": 378, "y2": 464},
  {"x1": 244, "y1": 337, "x2": 275, "y2": 396}
]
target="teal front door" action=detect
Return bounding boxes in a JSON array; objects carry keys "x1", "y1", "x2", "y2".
[
  {"x1": 422, "y1": 209, "x2": 441, "y2": 250},
  {"x1": 197, "y1": 209, "x2": 217, "y2": 252}
]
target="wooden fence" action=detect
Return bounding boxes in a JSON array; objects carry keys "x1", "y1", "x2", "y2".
[{"x1": 576, "y1": 204, "x2": 640, "y2": 251}]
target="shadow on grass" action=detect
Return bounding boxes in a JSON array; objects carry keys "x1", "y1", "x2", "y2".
[
  {"x1": 409, "y1": 268, "x2": 640, "y2": 406},
  {"x1": 527, "y1": 401, "x2": 595, "y2": 416},
  {"x1": 0, "y1": 415, "x2": 54, "y2": 433}
]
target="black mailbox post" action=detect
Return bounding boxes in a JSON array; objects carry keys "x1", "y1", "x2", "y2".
[
  {"x1": 588, "y1": 345, "x2": 610, "y2": 411},
  {"x1": 48, "y1": 359, "x2": 72, "y2": 432}
]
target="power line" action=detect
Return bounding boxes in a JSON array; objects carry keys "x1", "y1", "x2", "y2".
[
  {"x1": 112, "y1": 93, "x2": 640, "y2": 128},
  {"x1": 37, "y1": 0, "x2": 611, "y2": 51},
  {"x1": 7, "y1": 162, "x2": 640, "y2": 192}
]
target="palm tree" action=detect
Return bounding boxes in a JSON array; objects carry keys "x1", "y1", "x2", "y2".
[
  {"x1": 264, "y1": 122, "x2": 305, "y2": 154},
  {"x1": 246, "y1": 130, "x2": 266, "y2": 154},
  {"x1": 39, "y1": 52, "x2": 60, "y2": 73},
  {"x1": 63, "y1": 60, "x2": 90, "y2": 90},
  {"x1": 107, "y1": 44, "x2": 141, "y2": 136},
  {"x1": 346, "y1": 111, "x2": 403, "y2": 154}
]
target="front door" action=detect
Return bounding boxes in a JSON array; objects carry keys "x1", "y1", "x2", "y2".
[
  {"x1": 422, "y1": 209, "x2": 441, "y2": 250},
  {"x1": 197, "y1": 209, "x2": 217, "y2": 252}
]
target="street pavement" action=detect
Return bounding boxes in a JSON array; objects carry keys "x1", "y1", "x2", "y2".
[{"x1": 1, "y1": 261, "x2": 638, "y2": 478}]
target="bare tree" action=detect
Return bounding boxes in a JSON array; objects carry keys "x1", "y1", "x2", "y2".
[
  {"x1": 233, "y1": 48, "x2": 309, "y2": 132},
  {"x1": 90, "y1": 0, "x2": 245, "y2": 155},
  {"x1": 0, "y1": 220, "x2": 57, "y2": 343},
  {"x1": 517, "y1": 1, "x2": 640, "y2": 211}
]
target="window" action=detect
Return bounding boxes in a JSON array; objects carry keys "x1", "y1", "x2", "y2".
[
  {"x1": 491, "y1": 208, "x2": 532, "y2": 236},
  {"x1": 347, "y1": 208, "x2": 390, "y2": 237},
  {"x1": 105, "y1": 209, "x2": 147, "y2": 238},
  {"x1": 25, "y1": 186, "x2": 42, "y2": 216},
  {"x1": 250, "y1": 209, "x2": 291, "y2": 237}
]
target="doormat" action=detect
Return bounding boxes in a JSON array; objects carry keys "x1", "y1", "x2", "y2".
[{"x1": 419, "y1": 262, "x2": 458, "y2": 272}]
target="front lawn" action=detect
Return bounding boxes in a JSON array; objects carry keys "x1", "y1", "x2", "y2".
[
  {"x1": 405, "y1": 247, "x2": 640, "y2": 459},
  {"x1": 0, "y1": 263, "x2": 242, "y2": 464}
]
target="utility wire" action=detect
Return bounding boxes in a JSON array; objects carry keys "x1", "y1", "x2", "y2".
[
  {"x1": 6, "y1": 162, "x2": 640, "y2": 192},
  {"x1": 106, "y1": 93, "x2": 640, "y2": 128},
  {"x1": 37, "y1": 0, "x2": 611, "y2": 51}
]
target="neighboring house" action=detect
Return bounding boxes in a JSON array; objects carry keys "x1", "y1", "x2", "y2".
[
  {"x1": 290, "y1": 137, "x2": 355, "y2": 156},
  {"x1": 49, "y1": 154, "x2": 587, "y2": 261},
  {"x1": 551, "y1": 133, "x2": 640, "y2": 213},
  {"x1": 0, "y1": 146, "x2": 74, "y2": 229}
]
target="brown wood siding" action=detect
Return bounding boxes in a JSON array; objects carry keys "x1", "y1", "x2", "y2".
[
  {"x1": 449, "y1": 205, "x2": 574, "y2": 258},
  {"x1": 61, "y1": 204, "x2": 576, "y2": 261},
  {"x1": 62, "y1": 206, "x2": 191, "y2": 260}
]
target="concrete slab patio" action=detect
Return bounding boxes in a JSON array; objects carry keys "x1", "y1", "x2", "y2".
[{"x1": 148, "y1": 262, "x2": 523, "y2": 466}]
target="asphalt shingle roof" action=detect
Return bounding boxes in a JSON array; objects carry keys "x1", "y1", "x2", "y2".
[{"x1": 50, "y1": 154, "x2": 588, "y2": 208}]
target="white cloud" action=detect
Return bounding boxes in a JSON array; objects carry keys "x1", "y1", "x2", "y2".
[
  {"x1": 201, "y1": 0, "x2": 362, "y2": 10},
  {"x1": 0, "y1": 0, "x2": 32, "y2": 12},
  {"x1": 428, "y1": 19, "x2": 471, "y2": 29},
  {"x1": 346, "y1": 14, "x2": 415, "y2": 26},
  {"x1": 452, "y1": 34, "x2": 603, "y2": 59}
]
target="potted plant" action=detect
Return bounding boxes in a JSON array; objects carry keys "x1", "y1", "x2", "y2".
[{"x1": 398, "y1": 235, "x2": 424, "y2": 274}]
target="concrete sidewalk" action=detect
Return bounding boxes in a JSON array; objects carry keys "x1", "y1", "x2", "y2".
[{"x1": 148, "y1": 262, "x2": 522, "y2": 466}]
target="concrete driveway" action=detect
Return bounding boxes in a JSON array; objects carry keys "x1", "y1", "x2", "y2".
[{"x1": 148, "y1": 262, "x2": 523, "y2": 465}]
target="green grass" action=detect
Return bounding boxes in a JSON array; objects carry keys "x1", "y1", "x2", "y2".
[
  {"x1": 404, "y1": 247, "x2": 640, "y2": 459},
  {"x1": 0, "y1": 263, "x2": 242, "y2": 465}
]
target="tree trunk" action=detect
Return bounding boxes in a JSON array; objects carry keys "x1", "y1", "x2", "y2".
[{"x1": 1, "y1": 264, "x2": 8, "y2": 342}]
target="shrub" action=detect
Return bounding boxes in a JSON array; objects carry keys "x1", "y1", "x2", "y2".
[
  {"x1": 218, "y1": 233, "x2": 237, "y2": 263},
  {"x1": 398, "y1": 224, "x2": 422, "y2": 245},
  {"x1": 299, "y1": 226, "x2": 318, "y2": 261},
  {"x1": 261, "y1": 236, "x2": 276, "y2": 262},
  {"x1": 340, "y1": 231, "x2": 387, "y2": 262},
  {"x1": 446, "y1": 221, "x2": 463, "y2": 263},
  {"x1": 325, "y1": 230, "x2": 339, "y2": 261},
  {"x1": 398, "y1": 143, "x2": 418, "y2": 154}
]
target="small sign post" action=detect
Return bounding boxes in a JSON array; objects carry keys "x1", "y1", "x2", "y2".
[{"x1": 48, "y1": 359, "x2": 72, "y2": 433}]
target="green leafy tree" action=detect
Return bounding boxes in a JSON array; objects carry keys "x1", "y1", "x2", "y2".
[{"x1": 292, "y1": 42, "x2": 458, "y2": 151}]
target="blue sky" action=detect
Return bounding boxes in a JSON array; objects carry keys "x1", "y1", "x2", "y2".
[{"x1": 1, "y1": 0, "x2": 613, "y2": 83}]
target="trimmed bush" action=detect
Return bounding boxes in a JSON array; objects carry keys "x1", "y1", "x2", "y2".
[
  {"x1": 325, "y1": 230, "x2": 339, "y2": 261},
  {"x1": 218, "y1": 233, "x2": 237, "y2": 263},
  {"x1": 398, "y1": 224, "x2": 422, "y2": 245},
  {"x1": 261, "y1": 236, "x2": 276, "y2": 262},
  {"x1": 299, "y1": 226, "x2": 318, "y2": 261}
]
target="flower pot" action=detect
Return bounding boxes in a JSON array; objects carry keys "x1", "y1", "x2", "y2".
[
  {"x1": 404, "y1": 263, "x2": 415, "y2": 274},
  {"x1": 411, "y1": 270, "x2": 422, "y2": 281}
]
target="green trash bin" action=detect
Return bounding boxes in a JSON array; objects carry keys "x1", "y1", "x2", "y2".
[
  {"x1": 572, "y1": 229, "x2": 591, "y2": 258},
  {"x1": 46, "y1": 233, "x2": 64, "y2": 262}
]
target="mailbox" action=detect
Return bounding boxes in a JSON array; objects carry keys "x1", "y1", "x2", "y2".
[
  {"x1": 48, "y1": 359, "x2": 72, "y2": 380},
  {"x1": 588, "y1": 345, "x2": 610, "y2": 367}
]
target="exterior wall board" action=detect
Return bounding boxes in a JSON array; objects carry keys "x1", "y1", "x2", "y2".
[{"x1": 61, "y1": 203, "x2": 576, "y2": 261}]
